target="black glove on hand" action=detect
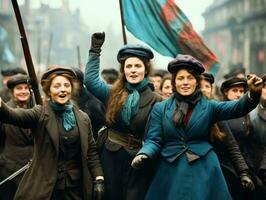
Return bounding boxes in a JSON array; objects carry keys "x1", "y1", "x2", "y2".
[
  {"x1": 90, "y1": 32, "x2": 105, "y2": 54},
  {"x1": 93, "y1": 179, "x2": 105, "y2": 200},
  {"x1": 240, "y1": 171, "x2": 255, "y2": 191},
  {"x1": 247, "y1": 74, "x2": 263, "y2": 100}
]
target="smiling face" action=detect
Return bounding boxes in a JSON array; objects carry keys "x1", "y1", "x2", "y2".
[
  {"x1": 200, "y1": 79, "x2": 213, "y2": 99},
  {"x1": 12, "y1": 83, "x2": 30, "y2": 102},
  {"x1": 124, "y1": 57, "x2": 146, "y2": 84},
  {"x1": 175, "y1": 69, "x2": 197, "y2": 96},
  {"x1": 161, "y1": 79, "x2": 172, "y2": 99},
  {"x1": 49, "y1": 75, "x2": 72, "y2": 104}
]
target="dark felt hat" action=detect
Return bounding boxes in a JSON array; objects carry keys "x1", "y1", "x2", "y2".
[
  {"x1": 117, "y1": 44, "x2": 154, "y2": 63},
  {"x1": 41, "y1": 66, "x2": 76, "y2": 86},
  {"x1": 1, "y1": 67, "x2": 27, "y2": 77},
  {"x1": 202, "y1": 72, "x2": 215, "y2": 84},
  {"x1": 7, "y1": 74, "x2": 30, "y2": 89},
  {"x1": 167, "y1": 54, "x2": 205, "y2": 74},
  {"x1": 220, "y1": 77, "x2": 247, "y2": 94}
]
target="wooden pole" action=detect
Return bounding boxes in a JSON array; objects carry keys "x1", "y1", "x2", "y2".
[{"x1": 119, "y1": 0, "x2": 127, "y2": 45}]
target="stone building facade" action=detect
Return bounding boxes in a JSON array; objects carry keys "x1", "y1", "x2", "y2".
[{"x1": 203, "y1": 0, "x2": 266, "y2": 78}]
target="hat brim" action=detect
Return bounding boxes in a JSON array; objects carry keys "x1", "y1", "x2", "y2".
[
  {"x1": 168, "y1": 62, "x2": 205, "y2": 74},
  {"x1": 221, "y1": 81, "x2": 248, "y2": 93},
  {"x1": 41, "y1": 67, "x2": 76, "y2": 84}
]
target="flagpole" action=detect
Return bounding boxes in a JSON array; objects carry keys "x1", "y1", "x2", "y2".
[
  {"x1": 76, "y1": 45, "x2": 81, "y2": 69},
  {"x1": 119, "y1": 0, "x2": 127, "y2": 45}
]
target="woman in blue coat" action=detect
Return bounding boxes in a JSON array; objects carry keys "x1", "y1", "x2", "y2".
[{"x1": 131, "y1": 54, "x2": 263, "y2": 200}]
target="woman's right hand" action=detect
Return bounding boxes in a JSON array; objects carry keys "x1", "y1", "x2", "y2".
[
  {"x1": 131, "y1": 154, "x2": 148, "y2": 169},
  {"x1": 90, "y1": 32, "x2": 105, "y2": 54}
]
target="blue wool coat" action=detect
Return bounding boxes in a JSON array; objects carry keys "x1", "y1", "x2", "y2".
[{"x1": 138, "y1": 94, "x2": 258, "y2": 200}]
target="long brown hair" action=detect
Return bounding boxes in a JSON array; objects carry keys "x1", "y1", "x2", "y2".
[{"x1": 105, "y1": 58, "x2": 152, "y2": 125}]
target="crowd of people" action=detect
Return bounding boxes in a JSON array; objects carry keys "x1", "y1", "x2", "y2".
[{"x1": 0, "y1": 32, "x2": 265, "y2": 200}]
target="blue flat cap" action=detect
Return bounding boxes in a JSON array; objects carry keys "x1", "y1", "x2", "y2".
[{"x1": 117, "y1": 44, "x2": 154, "y2": 63}]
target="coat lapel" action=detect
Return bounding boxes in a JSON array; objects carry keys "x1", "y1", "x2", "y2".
[
  {"x1": 73, "y1": 107, "x2": 88, "y2": 158},
  {"x1": 185, "y1": 97, "x2": 207, "y2": 134},
  {"x1": 164, "y1": 97, "x2": 187, "y2": 138},
  {"x1": 44, "y1": 105, "x2": 59, "y2": 155}
]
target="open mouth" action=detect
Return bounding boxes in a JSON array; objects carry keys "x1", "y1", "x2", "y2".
[{"x1": 59, "y1": 94, "x2": 67, "y2": 98}]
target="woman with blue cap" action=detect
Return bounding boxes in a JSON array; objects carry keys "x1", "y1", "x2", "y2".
[
  {"x1": 84, "y1": 32, "x2": 162, "y2": 200},
  {"x1": 131, "y1": 54, "x2": 263, "y2": 200}
]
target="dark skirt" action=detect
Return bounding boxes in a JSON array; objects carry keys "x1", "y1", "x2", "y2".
[
  {"x1": 101, "y1": 147, "x2": 157, "y2": 200},
  {"x1": 51, "y1": 186, "x2": 83, "y2": 200}
]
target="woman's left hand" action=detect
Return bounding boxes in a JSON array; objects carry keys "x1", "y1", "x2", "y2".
[
  {"x1": 93, "y1": 177, "x2": 105, "y2": 200},
  {"x1": 240, "y1": 171, "x2": 255, "y2": 190},
  {"x1": 247, "y1": 74, "x2": 263, "y2": 94}
]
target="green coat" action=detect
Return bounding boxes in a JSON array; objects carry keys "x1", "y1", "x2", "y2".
[{"x1": 0, "y1": 102, "x2": 103, "y2": 200}]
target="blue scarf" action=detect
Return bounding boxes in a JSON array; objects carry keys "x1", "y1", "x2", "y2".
[
  {"x1": 49, "y1": 100, "x2": 76, "y2": 132},
  {"x1": 121, "y1": 78, "x2": 149, "y2": 125}
]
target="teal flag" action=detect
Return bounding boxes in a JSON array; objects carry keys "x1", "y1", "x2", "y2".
[{"x1": 122, "y1": 0, "x2": 220, "y2": 74}]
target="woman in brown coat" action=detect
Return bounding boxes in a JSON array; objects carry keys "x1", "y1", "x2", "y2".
[
  {"x1": 0, "y1": 74, "x2": 33, "y2": 200},
  {"x1": 0, "y1": 66, "x2": 104, "y2": 200}
]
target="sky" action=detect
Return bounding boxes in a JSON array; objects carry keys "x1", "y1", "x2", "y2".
[
  {"x1": 28, "y1": 0, "x2": 214, "y2": 33},
  {"x1": 18, "y1": 0, "x2": 214, "y2": 69}
]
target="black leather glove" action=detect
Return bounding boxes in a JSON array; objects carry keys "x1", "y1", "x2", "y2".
[
  {"x1": 240, "y1": 171, "x2": 255, "y2": 191},
  {"x1": 93, "y1": 179, "x2": 104, "y2": 200},
  {"x1": 90, "y1": 32, "x2": 105, "y2": 54},
  {"x1": 247, "y1": 74, "x2": 263, "y2": 100}
]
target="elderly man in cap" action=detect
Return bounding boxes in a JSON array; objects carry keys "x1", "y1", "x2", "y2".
[
  {"x1": 0, "y1": 74, "x2": 33, "y2": 200},
  {"x1": 84, "y1": 32, "x2": 162, "y2": 200},
  {"x1": 131, "y1": 54, "x2": 263, "y2": 200}
]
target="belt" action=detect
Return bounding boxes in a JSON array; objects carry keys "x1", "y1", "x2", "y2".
[{"x1": 108, "y1": 129, "x2": 142, "y2": 149}]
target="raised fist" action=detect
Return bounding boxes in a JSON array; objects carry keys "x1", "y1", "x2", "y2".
[
  {"x1": 247, "y1": 74, "x2": 263, "y2": 100},
  {"x1": 90, "y1": 32, "x2": 105, "y2": 54}
]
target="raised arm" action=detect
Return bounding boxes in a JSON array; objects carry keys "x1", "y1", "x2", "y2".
[
  {"x1": 84, "y1": 32, "x2": 111, "y2": 104},
  {"x1": 212, "y1": 74, "x2": 263, "y2": 122}
]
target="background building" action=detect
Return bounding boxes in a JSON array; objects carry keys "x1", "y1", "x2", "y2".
[{"x1": 203, "y1": 0, "x2": 266, "y2": 79}]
